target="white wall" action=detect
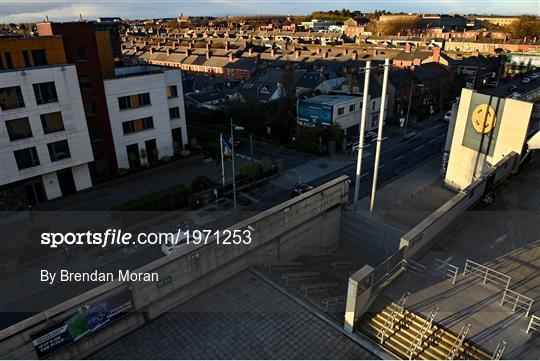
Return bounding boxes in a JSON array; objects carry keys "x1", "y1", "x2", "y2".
[
  {"x1": 334, "y1": 95, "x2": 383, "y2": 134},
  {"x1": 104, "y1": 68, "x2": 187, "y2": 169},
  {"x1": 0, "y1": 65, "x2": 93, "y2": 192}
]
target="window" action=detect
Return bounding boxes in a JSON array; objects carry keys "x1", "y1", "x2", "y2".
[
  {"x1": 0, "y1": 54, "x2": 3, "y2": 69},
  {"x1": 337, "y1": 107, "x2": 345, "y2": 116},
  {"x1": 14, "y1": 147, "x2": 40, "y2": 170},
  {"x1": 118, "y1": 93, "x2": 151, "y2": 110},
  {"x1": 88, "y1": 127, "x2": 102, "y2": 141},
  {"x1": 84, "y1": 101, "x2": 97, "y2": 117},
  {"x1": 31, "y1": 49, "x2": 47, "y2": 66},
  {"x1": 122, "y1": 117, "x2": 154, "y2": 134},
  {"x1": 40, "y1": 112, "x2": 65, "y2": 134},
  {"x1": 47, "y1": 140, "x2": 71, "y2": 161},
  {"x1": 33, "y1": 82, "x2": 58, "y2": 104},
  {"x1": 6, "y1": 117, "x2": 32, "y2": 141},
  {"x1": 79, "y1": 75, "x2": 92, "y2": 90},
  {"x1": 169, "y1": 106, "x2": 180, "y2": 119},
  {"x1": 349, "y1": 104, "x2": 356, "y2": 112},
  {"x1": 23, "y1": 51, "x2": 31, "y2": 67},
  {"x1": 167, "y1": 85, "x2": 178, "y2": 98},
  {"x1": 0, "y1": 86, "x2": 25, "y2": 110},
  {"x1": 4, "y1": 52, "x2": 13, "y2": 68},
  {"x1": 74, "y1": 46, "x2": 87, "y2": 62}
]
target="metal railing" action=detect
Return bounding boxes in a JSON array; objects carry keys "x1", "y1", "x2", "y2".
[
  {"x1": 281, "y1": 272, "x2": 320, "y2": 286},
  {"x1": 435, "y1": 259, "x2": 459, "y2": 284},
  {"x1": 300, "y1": 282, "x2": 338, "y2": 298},
  {"x1": 406, "y1": 306, "x2": 439, "y2": 360},
  {"x1": 491, "y1": 340, "x2": 507, "y2": 360},
  {"x1": 500, "y1": 288, "x2": 534, "y2": 317},
  {"x1": 463, "y1": 259, "x2": 511, "y2": 289},
  {"x1": 527, "y1": 315, "x2": 540, "y2": 334},
  {"x1": 403, "y1": 259, "x2": 426, "y2": 278},
  {"x1": 330, "y1": 261, "x2": 361, "y2": 273},
  {"x1": 373, "y1": 248, "x2": 406, "y2": 290},
  {"x1": 377, "y1": 292, "x2": 411, "y2": 344},
  {"x1": 265, "y1": 261, "x2": 302, "y2": 274},
  {"x1": 447, "y1": 323, "x2": 471, "y2": 360},
  {"x1": 321, "y1": 295, "x2": 346, "y2": 312}
]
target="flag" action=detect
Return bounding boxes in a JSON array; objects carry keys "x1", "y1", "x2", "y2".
[{"x1": 222, "y1": 137, "x2": 232, "y2": 158}]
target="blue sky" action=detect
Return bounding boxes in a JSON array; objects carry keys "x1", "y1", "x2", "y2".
[{"x1": 2, "y1": 1, "x2": 538, "y2": 23}]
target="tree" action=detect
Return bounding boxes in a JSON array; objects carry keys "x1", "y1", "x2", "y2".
[{"x1": 506, "y1": 15, "x2": 540, "y2": 39}]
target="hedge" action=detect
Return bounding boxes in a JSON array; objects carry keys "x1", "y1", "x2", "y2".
[{"x1": 110, "y1": 184, "x2": 191, "y2": 211}]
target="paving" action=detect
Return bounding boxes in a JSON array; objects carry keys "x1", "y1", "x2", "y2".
[
  {"x1": 91, "y1": 270, "x2": 378, "y2": 360},
  {"x1": 377, "y1": 153, "x2": 540, "y2": 359}
]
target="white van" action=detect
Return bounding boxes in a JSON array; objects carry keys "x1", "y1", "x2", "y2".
[{"x1": 161, "y1": 231, "x2": 188, "y2": 256}]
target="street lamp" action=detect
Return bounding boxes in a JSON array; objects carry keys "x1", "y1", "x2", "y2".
[{"x1": 403, "y1": 82, "x2": 424, "y2": 138}]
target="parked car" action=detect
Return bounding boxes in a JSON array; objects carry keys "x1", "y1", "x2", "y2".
[
  {"x1": 291, "y1": 183, "x2": 314, "y2": 197},
  {"x1": 522, "y1": 77, "x2": 531, "y2": 84},
  {"x1": 507, "y1": 85, "x2": 518, "y2": 93},
  {"x1": 510, "y1": 92, "x2": 522, "y2": 99},
  {"x1": 364, "y1": 131, "x2": 378, "y2": 144},
  {"x1": 443, "y1": 111, "x2": 452, "y2": 122},
  {"x1": 161, "y1": 231, "x2": 188, "y2": 256}
]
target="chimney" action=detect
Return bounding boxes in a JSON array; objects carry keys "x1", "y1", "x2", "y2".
[
  {"x1": 271, "y1": 48, "x2": 275, "y2": 56},
  {"x1": 317, "y1": 47, "x2": 322, "y2": 54},
  {"x1": 432, "y1": 47, "x2": 441, "y2": 62},
  {"x1": 343, "y1": 48, "x2": 348, "y2": 55},
  {"x1": 185, "y1": 48, "x2": 192, "y2": 56},
  {"x1": 248, "y1": 48, "x2": 253, "y2": 55},
  {"x1": 225, "y1": 41, "x2": 230, "y2": 51},
  {"x1": 189, "y1": 42, "x2": 194, "y2": 49},
  {"x1": 206, "y1": 42, "x2": 211, "y2": 51},
  {"x1": 405, "y1": 43, "x2": 412, "y2": 52},
  {"x1": 323, "y1": 50, "x2": 328, "y2": 59},
  {"x1": 229, "y1": 53, "x2": 235, "y2": 61},
  {"x1": 206, "y1": 50, "x2": 211, "y2": 59},
  {"x1": 131, "y1": 39, "x2": 136, "y2": 45},
  {"x1": 373, "y1": 49, "x2": 378, "y2": 56},
  {"x1": 296, "y1": 50, "x2": 301, "y2": 58},
  {"x1": 121, "y1": 44, "x2": 127, "y2": 50},
  {"x1": 352, "y1": 51, "x2": 358, "y2": 61},
  {"x1": 144, "y1": 40, "x2": 149, "y2": 46},
  {"x1": 135, "y1": 46, "x2": 141, "y2": 52},
  {"x1": 167, "y1": 48, "x2": 172, "y2": 55},
  {"x1": 149, "y1": 47, "x2": 155, "y2": 54}
]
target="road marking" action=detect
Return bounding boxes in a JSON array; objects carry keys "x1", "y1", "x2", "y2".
[
  {"x1": 395, "y1": 155, "x2": 405, "y2": 161},
  {"x1": 360, "y1": 173, "x2": 369, "y2": 178},
  {"x1": 438, "y1": 134, "x2": 446, "y2": 138},
  {"x1": 429, "y1": 138, "x2": 439, "y2": 143},
  {"x1": 413, "y1": 145, "x2": 424, "y2": 152},
  {"x1": 379, "y1": 164, "x2": 386, "y2": 169}
]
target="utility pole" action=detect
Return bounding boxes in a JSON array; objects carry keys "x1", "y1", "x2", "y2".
[
  {"x1": 370, "y1": 58, "x2": 390, "y2": 214},
  {"x1": 353, "y1": 60, "x2": 371, "y2": 205},
  {"x1": 404, "y1": 80, "x2": 414, "y2": 138},
  {"x1": 219, "y1": 133, "x2": 225, "y2": 187},
  {"x1": 230, "y1": 119, "x2": 237, "y2": 210}
]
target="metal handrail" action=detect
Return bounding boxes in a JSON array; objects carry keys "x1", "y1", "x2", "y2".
[
  {"x1": 435, "y1": 259, "x2": 459, "y2": 284},
  {"x1": 527, "y1": 315, "x2": 540, "y2": 333},
  {"x1": 281, "y1": 272, "x2": 320, "y2": 286},
  {"x1": 491, "y1": 340, "x2": 507, "y2": 360},
  {"x1": 330, "y1": 261, "x2": 361, "y2": 273},
  {"x1": 265, "y1": 261, "x2": 302, "y2": 274},
  {"x1": 406, "y1": 306, "x2": 439, "y2": 360},
  {"x1": 377, "y1": 292, "x2": 411, "y2": 344},
  {"x1": 447, "y1": 323, "x2": 471, "y2": 360},
  {"x1": 500, "y1": 288, "x2": 534, "y2": 317},
  {"x1": 404, "y1": 259, "x2": 426, "y2": 277},
  {"x1": 463, "y1": 259, "x2": 511, "y2": 289}
]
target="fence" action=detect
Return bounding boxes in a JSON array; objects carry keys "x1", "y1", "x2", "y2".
[
  {"x1": 526, "y1": 315, "x2": 540, "y2": 334},
  {"x1": 500, "y1": 288, "x2": 534, "y2": 317},
  {"x1": 436, "y1": 259, "x2": 459, "y2": 284},
  {"x1": 463, "y1": 259, "x2": 511, "y2": 289},
  {"x1": 373, "y1": 247, "x2": 406, "y2": 290}
]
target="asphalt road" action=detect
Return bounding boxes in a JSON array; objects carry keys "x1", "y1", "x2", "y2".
[{"x1": 0, "y1": 122, "x2": 448, "y2": 330}]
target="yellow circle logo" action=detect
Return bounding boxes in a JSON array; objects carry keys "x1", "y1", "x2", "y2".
[{"x1": 471, "y1": 104, "x2": 497, "y2": 134}]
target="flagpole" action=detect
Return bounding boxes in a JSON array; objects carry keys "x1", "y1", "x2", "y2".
[
  {"x1": 220, "y1": 133, "x2": 225, "y2": 187},
  {"x1": 230, "y1": 119, "x2": 237, "y2": 210}
]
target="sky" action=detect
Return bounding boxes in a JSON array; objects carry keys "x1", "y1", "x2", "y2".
[{"x1": 2, "y1": 0, "x2": 539, "y2": 23}]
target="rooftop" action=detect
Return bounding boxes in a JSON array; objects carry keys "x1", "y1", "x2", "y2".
[{"x1": 300, "y1": 94, "x2": 360, "y2": 106}]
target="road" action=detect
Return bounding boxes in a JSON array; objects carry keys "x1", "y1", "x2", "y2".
[{"x1": 0, "y1": 122, "x2": 448, "y2": 330}]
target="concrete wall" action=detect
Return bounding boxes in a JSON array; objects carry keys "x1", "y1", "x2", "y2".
[
  {"x1": 0, "y1": 176, "x2": 349, "y2": 360},
  {"x1": 401, "y1": 153, "x2": 518, "y2": 259}
]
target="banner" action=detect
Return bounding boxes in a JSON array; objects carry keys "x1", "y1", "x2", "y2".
[{"x1": 30, "y1": 289, "x2": 133, "y2": 358}]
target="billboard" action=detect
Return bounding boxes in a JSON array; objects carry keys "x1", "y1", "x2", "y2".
[
  {"x1": 30, "y1": 289, "x2": 133, "y2": 358},
  {"x1": 298, "y1": 101, "x2": 333, "y2": 126}
]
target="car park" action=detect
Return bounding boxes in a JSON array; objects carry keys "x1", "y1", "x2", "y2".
[
  {"x1": 161, "y1": 231, "x2": 188, "y2": 256},
  {"x1": 291, "y1": 183, "x2": 314, "y2": 197}
]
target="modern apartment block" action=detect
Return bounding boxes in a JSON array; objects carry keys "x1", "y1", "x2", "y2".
[
  {"x1": 37, "y1": 22, "x2": 118, "y2": 179},
  {"x1": 103, "y1": 65, "x2": 188, "y2": 169},
  {"x1": 0, "y1": 53, "x2": 93, "y2": 207}
]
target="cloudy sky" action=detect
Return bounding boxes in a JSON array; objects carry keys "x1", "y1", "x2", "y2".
[{"x1": 2, "y1": 1, "x2": 538, "y2": 23}]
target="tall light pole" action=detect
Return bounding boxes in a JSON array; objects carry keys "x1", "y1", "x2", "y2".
[
  {"x1": 370, "y1": 58, "x2": 390, "y2": 214},
  {"x1": 353, "y1": 60, "x2": 371, "y2": 205},
  {"x1": 230, "y1": 118, "x2": 237, "y2": 210}
]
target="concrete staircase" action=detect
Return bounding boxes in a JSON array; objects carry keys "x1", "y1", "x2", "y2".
[{"x1": 359, "y1": 300, "x2": 492, "y2": 360}]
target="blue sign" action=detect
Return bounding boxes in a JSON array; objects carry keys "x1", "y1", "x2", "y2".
[{"x1": 298, "y1": 101, "x2": 333, "y2": 126}]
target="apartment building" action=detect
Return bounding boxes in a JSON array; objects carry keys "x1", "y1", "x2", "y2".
[
  {"x1": 0, "y1": 63, "x2": 93, "y2": 207},
  {"x1": 37, "y1": 22, "x2": 118, "y2": 179},
  {"x1": 103, "y1": 65, "x2": 188, "y2": 169}
]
